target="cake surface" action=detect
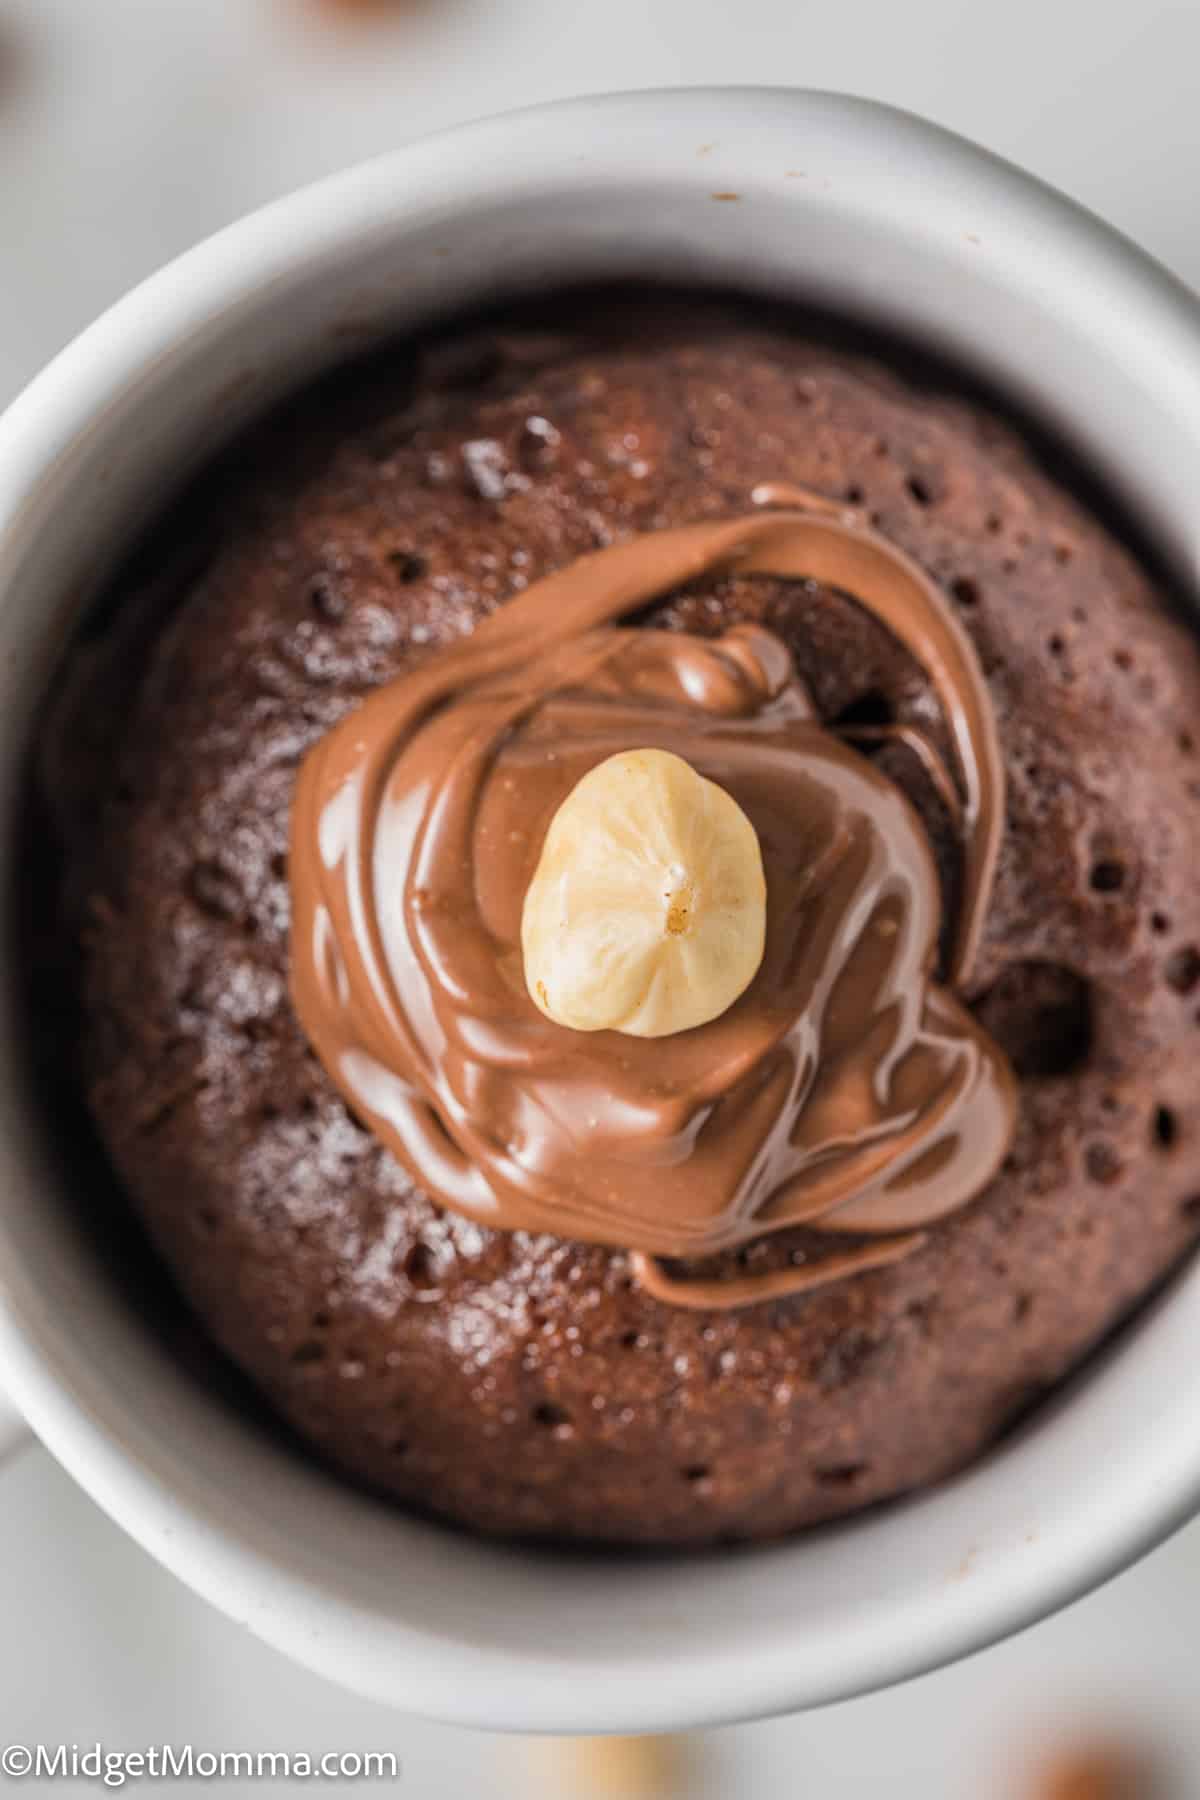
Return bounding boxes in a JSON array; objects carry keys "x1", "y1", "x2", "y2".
[{"x1": 41, "y1": 292, "x2": 1200, "y2": 1543}]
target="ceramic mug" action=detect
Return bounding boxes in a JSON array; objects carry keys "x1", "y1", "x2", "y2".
[{"x1": 1, "y1": 88, "x2": 1199, "y2": 1734}]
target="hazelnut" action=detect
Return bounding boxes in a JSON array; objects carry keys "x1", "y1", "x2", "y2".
[{"x1": 521, "y1": 748, "x2": 766, "y2": 1038}]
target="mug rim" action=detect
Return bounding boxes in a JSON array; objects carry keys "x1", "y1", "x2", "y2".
[{"x1": 3, "y1": 85, "x2": 1200, "y2": 1732}]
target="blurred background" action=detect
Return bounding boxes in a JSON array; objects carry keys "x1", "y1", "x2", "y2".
[{"x1": 3, "y1": 1, "x2": 1200, "y2": 1794}]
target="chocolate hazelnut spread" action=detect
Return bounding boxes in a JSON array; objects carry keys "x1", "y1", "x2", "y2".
[{"x1": 289, "y1": 491, "x2": 1017, "y2": 1308}]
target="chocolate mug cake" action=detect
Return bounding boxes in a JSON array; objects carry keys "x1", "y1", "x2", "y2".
[{"x1": 38, "y1": 291, "x2": 1200, "y2": 1544}]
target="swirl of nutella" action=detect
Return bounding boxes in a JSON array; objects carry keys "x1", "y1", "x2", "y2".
[{"x1": 289, "y1": 493, "x2": 1017, "y2": 1309}]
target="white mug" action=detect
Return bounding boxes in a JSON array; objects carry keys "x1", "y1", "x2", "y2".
[{"x1": 1, "y1": 88, "x2": 1199, "y2": 1734}]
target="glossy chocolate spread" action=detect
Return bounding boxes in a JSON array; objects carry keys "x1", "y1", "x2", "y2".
[{"x1": 289, "y1": 491, "x2": 1016, "y2": 1308}]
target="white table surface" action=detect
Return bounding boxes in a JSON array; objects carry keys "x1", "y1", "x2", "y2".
[{"x1": 3, "y1": 2, "x2": 1200, "y2": 1793}]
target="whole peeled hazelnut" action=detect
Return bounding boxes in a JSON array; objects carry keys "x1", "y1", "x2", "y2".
[{"x1": 521, "y1": 747, "x2": 767, "y2": 1039}]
